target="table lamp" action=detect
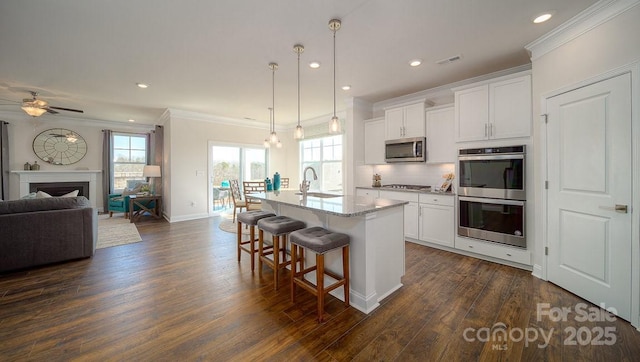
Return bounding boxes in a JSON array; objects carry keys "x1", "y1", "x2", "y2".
[{"x1": 143, "y1": 165, "x2": 161, "y2": 195}]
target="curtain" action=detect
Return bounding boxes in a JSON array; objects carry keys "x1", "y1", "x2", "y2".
[
  {"x1": 102, "y1": 129, "x2": 113, "y2": 211},
  {"x1": 0, "y1": 121, "x2": 9, "y2": 200},
  {"x1": 150, "y1": 125, "x2": 164, "y2": 196}
]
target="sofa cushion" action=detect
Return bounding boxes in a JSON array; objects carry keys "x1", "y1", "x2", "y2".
[{"x1": 0, "y1": 196, "x2": 91, "y2": 215}]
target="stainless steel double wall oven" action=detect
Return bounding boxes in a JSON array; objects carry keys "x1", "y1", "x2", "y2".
[{"x1": 458, "y1": 145, "x2": 526, "y2": 248}]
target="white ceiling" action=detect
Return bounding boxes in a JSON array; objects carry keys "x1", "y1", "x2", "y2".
[{"x1": 0, "y1": 0, "x2": 598, "y2": 126}]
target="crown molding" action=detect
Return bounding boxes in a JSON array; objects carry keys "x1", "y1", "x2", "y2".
[
  {"x1": 526, "y1": 0, "x2": 640, "y2": 60},
  {"x1": 0, "y1": 110, "x2": 155, "y2": 131}
]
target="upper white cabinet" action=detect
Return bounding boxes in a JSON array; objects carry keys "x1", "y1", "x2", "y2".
[
  {"x1": 385, "y1": 101, "x2": 425, "y2": 139},
  {"x1": 425, "y1": 105, "x2": 455, "y2": 163},
  {"x1": 364, "y1": 117, "x2": 385, "y2": 165},
  {"x1": 454, "y1": 73, "x2": 531, "y2": 142}
]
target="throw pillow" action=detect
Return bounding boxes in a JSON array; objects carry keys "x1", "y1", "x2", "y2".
[
  {"x1": 61, "y1": 190, "x2": 79, "y2": 197},
  {"x1": 36, "y1": 191, "x2": 52, "y2": 198}
]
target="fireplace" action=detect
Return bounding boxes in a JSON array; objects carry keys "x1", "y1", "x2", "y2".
[
  {"x1": 29, "y1": 181, "x2": 90, "y2": 197},
  {"x1": 12, "y1": 170, "x2": 102, "y2": 208}
]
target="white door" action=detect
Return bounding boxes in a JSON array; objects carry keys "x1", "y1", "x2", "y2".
[{"x1": 546, "y1": 73, "x2": 632, "y2": 320}]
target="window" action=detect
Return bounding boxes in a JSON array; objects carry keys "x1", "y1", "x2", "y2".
[
  {"x1": 112, "y1": 133, "x2": 148, "y2": 191},
  {"x1": 300, "y1": 135, "x2": 343, "y2": 192}
]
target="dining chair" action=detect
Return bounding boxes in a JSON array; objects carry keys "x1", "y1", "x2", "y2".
[
  {"x1": 243, "y1": 181, "x2": 265, "y2": 211},
  {"x1": 229, "y1": 179, "x2": 247, "y2": 223}
]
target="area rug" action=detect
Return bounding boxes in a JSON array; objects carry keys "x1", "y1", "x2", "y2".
[
  {"x1": 97, "y1": 215, "x2": 143, "y2": 249},
  {"x1": 219, "y1": 213, "x2": 250, "y2": 235}
]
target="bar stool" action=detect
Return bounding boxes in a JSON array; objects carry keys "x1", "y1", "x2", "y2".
[
  {"x1": 289, "y1": 227, "x2": 350, "y2": 323},
  {"x1": 257, "y1": 216, "x2": 306, "y2": 290},
  {"x1": 236, "y1": 210, "x2": 276, "y2": 271}
]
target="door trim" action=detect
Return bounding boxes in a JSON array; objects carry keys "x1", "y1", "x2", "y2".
[{"x1": 540, "y1": 61, "x2": 640, "y2": 328}]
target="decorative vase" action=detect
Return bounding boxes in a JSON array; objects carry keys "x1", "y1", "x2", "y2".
[
  {"x1": 31, "y1": 161, "x2": 40, "y2": 171},
  {"x1": 273, "y1": 172, "x2": 281, "y2": 190},
  {"x1": 24, "y1": 162, "x2": 31, "y2": 170},
  {"x1": 265, "y1": 178, "x2": 273, "y2": 191}
]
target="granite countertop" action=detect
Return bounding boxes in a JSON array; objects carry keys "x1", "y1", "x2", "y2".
[
  {"x1": 357, "y1": 186, "x2": 456, "y2": 196},
  {"x1": 250, "y1": 190, "x2": 407, "y2": 217}
]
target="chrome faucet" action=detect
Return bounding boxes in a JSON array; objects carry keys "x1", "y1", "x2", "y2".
[{"x1": 300, "y1": 166, "x2": 318, "y2": 197}]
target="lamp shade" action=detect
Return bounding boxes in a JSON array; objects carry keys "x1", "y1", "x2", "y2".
[{"x1": 143, "y1": 165, "x2": 161, "y2": 178}]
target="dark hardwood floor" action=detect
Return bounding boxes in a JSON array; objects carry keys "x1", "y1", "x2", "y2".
[{"x1": 1, "y1": 215, "x2": 639, "y2": 361}]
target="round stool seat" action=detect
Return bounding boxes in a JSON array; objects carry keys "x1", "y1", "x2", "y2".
[
  {"x1": 237, "y1": 210, "x2": 276, "y2": 225},
  {"x1": 257, "y1": 216, "x2": 306, "y2": 236},
  {"x1": 290, "y1": 226, "x2": 350, "y2": 254}
]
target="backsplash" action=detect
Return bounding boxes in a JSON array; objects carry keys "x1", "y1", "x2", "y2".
[{"x1": 370, "y1": 163, "x2": 455, "y2": 190}]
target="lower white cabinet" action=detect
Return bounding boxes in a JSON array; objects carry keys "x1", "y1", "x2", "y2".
[
  {"x1": 418, "y1": 194, "x2": 454, "y2": 247},
  {"x1": 379, "y1": 190, "x2": 419, "y2": 240},
  {"x1": 454, "y1": 237, "x2": 531, "y2": 266}
]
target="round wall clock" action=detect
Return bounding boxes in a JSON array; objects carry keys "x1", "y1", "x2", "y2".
[{"x1": 32, "y1": 128, "x2": 87, "y2": 165}]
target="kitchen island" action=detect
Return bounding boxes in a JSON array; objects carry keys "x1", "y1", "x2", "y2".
[{"x1": 251, "y1": 190, "x2": 407, "y2": 314}]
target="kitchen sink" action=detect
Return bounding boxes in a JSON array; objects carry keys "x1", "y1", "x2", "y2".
[{"x1": 295, "y1": 192, "x2": 342, "y2": 198}]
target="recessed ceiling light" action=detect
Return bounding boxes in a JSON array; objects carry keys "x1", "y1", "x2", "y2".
[
  {"x1": 128, "y1": 119, "x2": 135, "y2": 122},
  {"x1": 409, "y1": 59, "x2": 422, "y2": 67},
  {"x1": 136, "y1": 83, "x2": 149, "y2": 89},
  {"x1": 533, "y1": 12, "x2": 553, "y2": 23},
  {"x1": 309, "y1": 61, "x2": 320, "y2": 69},
  {"x1": 342, "y1": 85, "x2": 351, "y2": 91}
]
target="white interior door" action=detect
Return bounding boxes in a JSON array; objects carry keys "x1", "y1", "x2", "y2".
[{"x1": 546, "y1": 73, "x2": 632, "y2": 320}]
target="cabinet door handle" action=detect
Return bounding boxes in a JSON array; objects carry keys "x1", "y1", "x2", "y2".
[
  {"x1": 489, "y1": 123, "x2": 493, "y2": 137},
  {"x1": 484, "y1": 124, "x2": 488, "y2": 137}
]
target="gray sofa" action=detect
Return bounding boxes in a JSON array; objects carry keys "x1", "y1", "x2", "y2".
[{"x1": 0, "y1": 196, "x2": 97, "y2": 273}]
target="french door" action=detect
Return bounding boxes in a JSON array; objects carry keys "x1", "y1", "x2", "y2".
[{"x1": 209, "y1": 143, "x2": 267, "y2": 213}]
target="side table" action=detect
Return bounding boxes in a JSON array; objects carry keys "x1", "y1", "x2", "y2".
[{"x1": 129, "y1": 194, "x2": 162, "y2": 223}]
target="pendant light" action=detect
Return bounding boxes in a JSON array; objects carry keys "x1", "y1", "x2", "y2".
[
  {"x1": 267, "y1": 62, "x2": 282, "y2": 148},
  {"x1": 293, "y1": 44, "x2": 305, "y2": 140},
  {"x1": 328, "y1": 19, "x2": 341, "y2": 134},
  {"x1": 264, "y1": 107, "x2": 272, "y2": 148}
]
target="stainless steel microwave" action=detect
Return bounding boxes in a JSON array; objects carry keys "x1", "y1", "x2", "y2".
[{"x1": 385, "y1": 137, "x2": 426, "y2": 163}]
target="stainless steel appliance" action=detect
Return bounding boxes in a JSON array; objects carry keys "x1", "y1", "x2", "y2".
[
  {"x1": 458, "y1": 196, "x2": 526, "y2": 248},
  {"x1": 385, "y1": 137, "x2": 426, "y2": 163},
  {"x1": 457, "y1": 145, "x2": 526, "y2": 248},
  {"x1": 458, "y1": 145, "x2": 525, "y2": 200}
]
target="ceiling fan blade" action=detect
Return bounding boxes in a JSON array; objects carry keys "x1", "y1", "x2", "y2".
[
  {"x1": 46, "y1": 108, "x2": 60, "y2": 115},
  {"x1": 49, "y1": 106, "x2": 84, "y2": 113}
]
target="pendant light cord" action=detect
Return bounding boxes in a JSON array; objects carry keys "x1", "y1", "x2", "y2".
[
  {"x1": 272, "y1": 66, "x2": 275, "y2": 132},
  {"x1": 297, "y1": 50, "x2": 301, "y2": 126},
  {"x1": 332, "y1": 29, "x2": 336, "y2": 117}
]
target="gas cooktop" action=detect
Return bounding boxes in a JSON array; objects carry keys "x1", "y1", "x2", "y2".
[{"x1": 381, "y1": 184, "x2": 432, "y2": 191}]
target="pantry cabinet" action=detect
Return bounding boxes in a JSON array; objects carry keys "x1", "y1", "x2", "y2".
[
  {"x1": 364, "y1": 117, "x2": 385, "y2": 165},
  {"x1": 454, "y1": 73, "x2": 531, "y2": 142},
  {"x1": 418, "y1": 194, "x2": 454, "y2": 247},
  {"x1": 385, "y1": 101, "x2": 425, "y2": 139},
  {"x1": 425, "y1": 105, "x2": 455, "y2": 163}
]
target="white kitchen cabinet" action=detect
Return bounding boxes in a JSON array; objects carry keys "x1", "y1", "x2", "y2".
[
  {"x1": 418, "y1": 194, "x2": 454, "y2": 247},
  {"x1": 364, "y1": 117, "x2": 385, "y2": 165},
  {"x1": 425, "y1": 105, "x2": 455, "y2": 163},
  {"x1": 379, "y1": 190, "x2": 419, "y2": 240},
  {"x1": 454, "y1": 73, "x2": 531, "y2": 142},
  {"x1": 385, "y1": 101, "x2": 425, "y2": 139},
  {"x1": 356, "y1": 188, "x2": 379, "y2": 198}
]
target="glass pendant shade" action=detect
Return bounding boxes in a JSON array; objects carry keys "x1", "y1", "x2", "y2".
[
  {"x1": 264, "y1": 138, "x2": 270, "y2": 148},
  {"x1": 329, "y1": 116, "x2": 340, "y2": 133},
  {"x1": 294, "y1": 124, "x2": 304, "y2": 139},
  {"x1": 270, "y1": 131, "x2": 278, "y2": 144}
]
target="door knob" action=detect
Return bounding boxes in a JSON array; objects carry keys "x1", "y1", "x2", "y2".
[{"x1": 599, "y1": 204, "x2": 628, "y2": 213}]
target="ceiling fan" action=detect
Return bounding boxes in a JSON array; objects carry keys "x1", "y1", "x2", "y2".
[{"x1": 2, "y1": 91, "x2": 84, "y2": 117}]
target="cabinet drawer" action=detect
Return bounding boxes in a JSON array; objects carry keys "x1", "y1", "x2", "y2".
[
  {"x1": 356, "y1": 188, "x2": 380, "y2": 198},
  {"x1": 379, "y1": 190, "x2": 419, "y2": 202},
  {"x1": 455, "y1": 237, "x2": 531, "y2": 265},
  {"x1": 418, "y1": 194, "x2": 454, "y2": 206}
]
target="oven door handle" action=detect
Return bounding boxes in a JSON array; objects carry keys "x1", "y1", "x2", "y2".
[
  {"x1": 459, "y1": 196, "x2": 525, "y2": 206},
  {"x1": 458, "y1": 154, "x2": 525, "y2": 161}
]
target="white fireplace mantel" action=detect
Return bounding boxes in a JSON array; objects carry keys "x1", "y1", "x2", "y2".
[{"x1": 12, "y1": 170, "x2": 102, "y2": 207}]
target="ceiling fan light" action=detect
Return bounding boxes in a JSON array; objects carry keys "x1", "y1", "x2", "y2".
[{"x1": 21, "y1": 106, "x2": 47, "y2": 117}]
